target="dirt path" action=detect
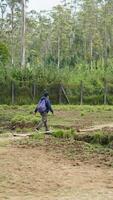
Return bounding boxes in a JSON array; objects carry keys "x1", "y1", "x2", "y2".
[
  {"x1": 79, "y1": 122, "x2": 113, "y2": 132},
  {"x1": 0, "y1": 145, "x2": 113, "y2": 200}
]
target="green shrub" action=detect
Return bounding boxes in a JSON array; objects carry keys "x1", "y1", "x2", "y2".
[
  {"x1": 90, "y1": 131, "x2": 109, "y2": 145},
  {"x1": 63, "y1": 131, "x2": 72, "y2": 139},
  {"x1": 52, "y1": 130, "x2": 64, "y2": 138},
  {"x1": 16, "y1": 128, "x2": 22, "y2": 133},
  {"x1": 52, "y1": 129, "x2": 76, "y2": 139},
  {"x1": 92, "y1": 132, "x2": 101, "y2": 144},
  {"x1": 81, "y1": 111, "x2": 85, "y2": 116},
  {"x1": 31, "y1": 117, "x2": 38, "y2": 124},
  {"x1": 0, "y1": 42, "x2": 9, "y2": 64},
  {"x1": 74, "y1": 131, "x2": 110, "y2": 145},
  {"x1": 10, "y1": 105, "x2": 19, "y2": 110},
  {"x1": 11, "y1": 114, "x2": 39, "y2": 128},
  {"x1": 22, "y1": 127, "x2": 33, "y2": 132},
  {"x1": 100, "y1": 134, "x2": 109, "y2": 145}
]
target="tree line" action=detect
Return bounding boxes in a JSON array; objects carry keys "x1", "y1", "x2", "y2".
[{"x1": 0, "y1": 0, "x2": 113, "y2": 104}]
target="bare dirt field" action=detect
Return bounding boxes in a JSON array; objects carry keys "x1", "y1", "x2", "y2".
[
  {"x1": 0, "y1": 138, "x2": 113, "y2": 200},
  {"x1": 0, "y1": 105, "x2": 113, "y2": 199}
]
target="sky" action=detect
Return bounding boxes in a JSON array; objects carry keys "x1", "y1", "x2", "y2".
[{"x1": 28, "y1": 0, "x2": 61, "y2": 12}]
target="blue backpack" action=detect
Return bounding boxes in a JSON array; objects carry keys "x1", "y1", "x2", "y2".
[{"x1": 37, "y1": 99, "x2": 46, "y2": 113}]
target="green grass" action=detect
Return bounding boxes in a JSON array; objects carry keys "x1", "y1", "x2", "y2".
[
  {"x1": 30, "y1": 132, "x2": 45, "y2": 140},
  {"x1": 1, "y1": 104, "x2": 113, "y2": 135},
  {"x1": 52, "y1": 129, "x2": 76, "y2": 139},
  {"x1": 0, "y1": 104, "x2": 113, "y2": 168},
  {"x1": 74, "y1": 131, "x2": 113, "y2": 148},
  {"x1": 0, "y1": 139, "x2": 10, "y2": 147}
]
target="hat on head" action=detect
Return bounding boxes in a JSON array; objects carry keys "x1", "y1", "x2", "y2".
[{"x1": 43, "y1": 90, "x2": 49, "y2": 97}]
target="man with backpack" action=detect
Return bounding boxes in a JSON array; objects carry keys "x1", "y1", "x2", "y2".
[{"x1": 34, "y1": 91, "x2": 54, "y2": 132}]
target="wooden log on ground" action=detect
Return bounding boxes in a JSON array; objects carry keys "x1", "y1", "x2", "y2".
[{"x1": 78, "y1": 123, "x2": 113, "y2": 133}]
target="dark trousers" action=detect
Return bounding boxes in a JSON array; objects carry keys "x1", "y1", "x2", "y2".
[{"x1": 37, "y1": 112, "x2": 49, "y2": 131}]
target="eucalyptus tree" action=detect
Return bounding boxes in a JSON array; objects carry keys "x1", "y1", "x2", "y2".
[
  {"x1": 6, "y1": 0, "x2": 18, "y2": 65},
  {"x1": 6, "y1": 0, "x2": 28, "y2": 67},
  {"x1": 99, "y1": 0, "x2": 113, "y2": 69},
  {"x1": 76, "y1": 0, "x2": 100, "y2": 69},
  {"x1": 19, "y1": 0, "x2": 25, "y2": 67},
  {"x1": 51, "y1": 5, "x2": 72, "y2": 68},
  {"x1": 0, "y1": 0, "x2": 7, "y2": 30}
]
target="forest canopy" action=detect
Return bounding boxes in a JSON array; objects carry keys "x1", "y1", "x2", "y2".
[{"x1": 0, "y1": 0, "x2": 113, "y2": 104}]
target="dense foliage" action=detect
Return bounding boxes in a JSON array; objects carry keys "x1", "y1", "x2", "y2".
[{"x1": 0, "y1": 0, "x2": 113, "y2": 104}]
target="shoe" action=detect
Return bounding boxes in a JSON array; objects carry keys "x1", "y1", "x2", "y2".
[
  {"x1": 45, "y1": 130, "x2": 52, "y2": 134},
  {"x1": 35, "y1": 127, "x2": 39, "y2": 131}
]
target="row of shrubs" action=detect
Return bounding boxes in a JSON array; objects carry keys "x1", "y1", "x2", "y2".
[{"x1": 11, "y1": 115, "x2": 39, "y2": 129}]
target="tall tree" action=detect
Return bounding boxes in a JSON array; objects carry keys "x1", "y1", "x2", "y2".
[
  {"x1": 6, "y1": 0, "x2": 16, "y2": 65},
  {"x1": 0, "y1": 0, "x2": 7, "y2": 30},
  {"x1": 21, "y1": 0, "x2": 26, "y2": 67}
]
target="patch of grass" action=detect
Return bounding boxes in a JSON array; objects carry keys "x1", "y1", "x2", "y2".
[
  {"x1": 75, "y1": 131, "x2": 113, "y2": 148},
  {"x1": 91, "y1": 132, "x2": 103, "y2": 144},
  {"x1": 1, "y1": 104, "x2": 113, "y2": 135},
  {"x1": 10, "y1": 105, "x2": 19, "y2": 110},
  {"x1": 52, "y1": 129, "x2": 76, "y2": 139},
  {"x1": 30, "y1": 132, "x2": 45, "y2": 140},
  {"x1": 80, "y1": 111, "x2": 85, "y2": 116},
  {"x1": 11, "y1": 114, "x2": 39, "y2": 128},
  {"x1": 0, "y1": 139, "x2": 10, "y2": 147},
  {"x1": 15, "y1": 127, "x2": 33, "y2": 133},
  {"x1": 23, "y1": 127, "x2": 33, "y2": 132},
  {"x1": 91, "y1": 131, "x2": 109, "y2": 145},
  {"x1": 52, "y1": 130, "x2": 64, "y2": 138},
  {"x1": 30, "y1": 116, "x2": 38, "y2": 124},
  {"x1": 100, "y1": 133, "x2": 109, "y2": 145},
  {"x1": 0, "y1": 132, "x2": 12, "y2": 138},
  {"x1": 16, "y1": 128, "x2": 22, "y2": 133}
]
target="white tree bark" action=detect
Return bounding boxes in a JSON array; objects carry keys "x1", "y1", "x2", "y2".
[
  {"x1": 11, "y1": 4, "x2": 14, "y2": 66},
  {"x1": 57, "y1": 35, "x2": 60, "y2": 69},
  {"x1": 21, "y1": 0, "x2": 26, "y2": 67}
]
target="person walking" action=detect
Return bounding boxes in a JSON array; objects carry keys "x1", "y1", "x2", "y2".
[{"x1": 34, "y1": 91, "x2": 54, "y2": 132}]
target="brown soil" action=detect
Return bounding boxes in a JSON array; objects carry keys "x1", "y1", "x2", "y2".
[{"x1": 0, "y1": 140, "x2": 113, "y2": 200}]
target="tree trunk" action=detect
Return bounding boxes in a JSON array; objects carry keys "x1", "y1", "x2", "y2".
[
  {"x1": 104, "y1": 79, "x2": 107, "y2": 105},
  {"x1": 32, "y1": 83, "x2": 36, "y2": 101},
  {"x1": 57, "y1": 35, "x2": 60, "y2": 69},
  {"x1": 21, "y1": 0, "x2": 26, "y2": 68},
  {"x1": 0, "y1": 3, "x2": 6, "y2": 30},
  {"x1": 11, "y1": 82, "x2": 15, "y2": 104},
  {"x1": 80, "y1": 81, "x2": 83, "y2": 105},
  {"x1": 104, "y1": 2, "x2": 108, "y2": 69},
  {"x1": 61, "y1": 85, "x2": 70, "y2": 104},
  {"x1": 11, "y1": 5, "x2": 14, "y2": 66},
  {"x1": 59, "y1": 85, "x2": 62, "y2": 104},
  {"x1": 90, "y1": 37, "x2": 93, "y2": 70}
]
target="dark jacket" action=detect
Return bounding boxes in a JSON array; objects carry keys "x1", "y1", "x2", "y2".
[{"x1": 35, "y1": 96, "x2": 53, "y2": 114}]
